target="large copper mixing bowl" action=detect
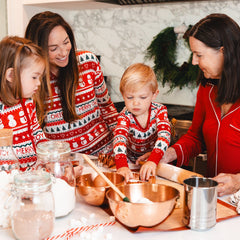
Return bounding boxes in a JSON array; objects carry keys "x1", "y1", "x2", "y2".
[
  {"x1": 76, "y1": 172, "x2": 125, "y2": 206},
  {"x1": 106, "y1": 183, "x2": 179, "y2": 228}
]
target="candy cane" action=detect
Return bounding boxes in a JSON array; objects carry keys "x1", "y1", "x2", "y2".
[{"x1": 46, "y1": 221, "x2": 116, "y2": 240}]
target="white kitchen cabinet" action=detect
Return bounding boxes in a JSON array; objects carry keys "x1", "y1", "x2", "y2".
[{"x1": 7, "y1": 0, "x2": 120, "y2": 36}]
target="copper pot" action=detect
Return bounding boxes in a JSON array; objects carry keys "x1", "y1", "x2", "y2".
[
  {"x1": 106, "y1": 183, "x2": 179, "y2": 228},
  {"x1": 76, "y1": 172, "x2": 125, "y2": 206}
]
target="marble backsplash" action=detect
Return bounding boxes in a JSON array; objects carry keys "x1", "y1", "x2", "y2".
[{"x1": 28, "y1": 0, "x2": 240, "y2": 105}]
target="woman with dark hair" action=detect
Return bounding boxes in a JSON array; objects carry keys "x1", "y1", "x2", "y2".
[
  {"x1": 25, "y1": 11, "x2": 119, "y2": 155},
  {"x1": 161, "y1": 13, "x2": 240, "y2": 196}
]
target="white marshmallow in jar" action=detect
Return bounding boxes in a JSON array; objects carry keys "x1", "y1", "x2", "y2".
[
  {"x1": 11, "y1": 170, "x2": 55, "y2": 240},
  {"x1": 36, "y1": 141, "x2": 76, "y2": 217}
]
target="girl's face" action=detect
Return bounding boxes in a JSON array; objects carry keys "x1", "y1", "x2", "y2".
[
  {"x1": 123, "y1": 85, "x2": 158, "y2": 118},
  {"x1": 21, "y1": 58, "x2": 45, "y2": 98},
  {"x1": 190, "y1": 36, "x2": 224, "y2": 79},
  {"x1": 48, "y1": 25, "x2": 72, "y2": 75}
]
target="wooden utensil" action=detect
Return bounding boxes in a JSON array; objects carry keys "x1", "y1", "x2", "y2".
[
  {"x1": 157, "y1": 163, "x2": 203, "y2": 184},
  {"x1": 82, "y1": 154, "x2": 130, "y2": 202}
]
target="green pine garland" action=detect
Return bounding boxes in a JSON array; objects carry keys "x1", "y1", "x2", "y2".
[{"x1": 145, "y1": 26, "x2": 199, "y2": 91}]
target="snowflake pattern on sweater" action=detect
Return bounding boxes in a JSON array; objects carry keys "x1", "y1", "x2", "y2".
[
  {"x1": 43, "y1": 50, "x2": 119, "y2": 155},
  {"x1": 113, "y1": 102, "x2": 171, "y2": 169},
  {"x1": 0, "y1": 98, "x2": 46, "y2": 171}
]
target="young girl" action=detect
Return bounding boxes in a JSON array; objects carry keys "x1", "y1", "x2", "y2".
[
  {"x1": 114, "y1": 63, "x2": 171, "y2": 181},
  {"x1": 0, "y1": 36, "x2": 50, "y2": 171}
]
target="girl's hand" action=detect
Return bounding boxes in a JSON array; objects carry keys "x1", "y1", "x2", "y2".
[
  {"x1": 213, "y1": 173, "x2": 240, "y2": 197},
  {"x1": 139, "y1": 161, "x2": 157, "y2": 181},
  {"x1": 117, "y1": 167, "x2": 133, "y2": 182}
]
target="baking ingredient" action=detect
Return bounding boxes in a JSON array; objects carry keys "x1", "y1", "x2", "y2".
[
  {"x1": 0, "y1": 170, "x2": 18, "y2": 228},
  {"x1": 132, "y1": 197, "x2": 153, "y2": 204},
  {"x1": 229, "y1": 190, "x2": 240, "y2": 214},
  {"x1": 12, "y1": 209, "x2": 54, "y2": 240},
  {"x1": 52, "y1": 177, "x2": 76, "y2": 217},
  {"x1": 93, "y1": 175, "x2": 108, "y2": 187}
]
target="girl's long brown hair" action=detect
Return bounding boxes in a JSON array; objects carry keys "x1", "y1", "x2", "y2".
[{"x1": 25, "y1": 11, "x2": 79, "y2": 125}]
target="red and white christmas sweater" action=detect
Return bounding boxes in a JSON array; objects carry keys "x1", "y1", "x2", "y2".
[
  {"x1": 114, "y1": 102, "x2": 171, "y2": 169},
  {"x1": 0, "y1": 98, "x2": 46, "y2": 171},
  {"x1": 43, "y1": 50, "x2": 119, "y2": 155}
]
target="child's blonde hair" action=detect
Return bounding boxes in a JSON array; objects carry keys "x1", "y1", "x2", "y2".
[
  {"x1": 120, "y1": 63, "x2": 158, "y2": 95},
  {"x1": 0, "y1": 36, "x2": 51, "y2": 124}
]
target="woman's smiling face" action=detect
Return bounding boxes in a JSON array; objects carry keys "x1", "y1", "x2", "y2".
[
  {"x1": 48, "y1": 25, "x2": 72, "y2": 75},
  {"x1": 190, "y1": 36, "x2": 224, "y2": 79}
]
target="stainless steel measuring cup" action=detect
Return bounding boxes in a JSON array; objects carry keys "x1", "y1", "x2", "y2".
[{"x1": 183, "y1": 177, "x2": 218, "y2": 231}]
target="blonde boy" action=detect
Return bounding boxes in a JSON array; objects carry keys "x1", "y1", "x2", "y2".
[{"x1": 113, "y1": 63, "x2": 171, "y2": 181}]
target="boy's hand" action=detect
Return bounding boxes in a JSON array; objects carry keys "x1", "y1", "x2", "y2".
[
  {"x1": 117, "y1": 167, "x2": 133, "y2": 182},
  {"x1": 139, "y1": 161, "x2": 157, "y2": 181},
  {"x1": 135, "y1": 152, "x2": 151, "y2": 165}
]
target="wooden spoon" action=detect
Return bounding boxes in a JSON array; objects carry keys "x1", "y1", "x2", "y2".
[{"x1": 82, "y1": 154, "x2": 130, "y2": 202}]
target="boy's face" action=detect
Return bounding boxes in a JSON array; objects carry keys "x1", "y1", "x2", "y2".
[{"x1": 123, "y1": 86, "x2": 158, "y2": 117}]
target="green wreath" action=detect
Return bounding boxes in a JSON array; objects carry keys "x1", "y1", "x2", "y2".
[{"x1": 145, "y1": 26, "x2": 199, "y2": 91}]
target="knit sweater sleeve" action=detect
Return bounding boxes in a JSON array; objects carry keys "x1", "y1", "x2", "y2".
[
  {"x1": 171, "y1": 85, "x2": 205, "y2": 166},
  {"x1": 148, "y1": 104, "x2": 171, "y2": 165},
  {"x1": 89, "y1": 52, "x2": 119, "y2": 131},
  {"x1": 113, "y1": 112, "x2": 130, "y2": 169}
]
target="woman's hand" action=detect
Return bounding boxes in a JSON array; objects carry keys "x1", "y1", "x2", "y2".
[
  {"x1": 213, "y1": 173, "x2": 240, "y2": 197},
  {"x1": 160, "y1": 147, "x2": 177, "y2": 164},
  {"x1": 117, "y1": 167, "x2": 133, "y2": 182},
  {"x1": 139, "y1": 161, "x2": 157, "y2": 181}
]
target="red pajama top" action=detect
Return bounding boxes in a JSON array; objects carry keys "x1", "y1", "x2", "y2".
[
  {"x1": 43, "y1": 51, "x2": 118, "y2": 155},
  {"x1": 114, "y1": 102, "x2": 171, "y2": 169},
  {"x1": 0, "y1": 98, "x2": 46, "y2": 171},
  {"x1": 172, "y1": 83, "x2": 240, "y2": 177}
]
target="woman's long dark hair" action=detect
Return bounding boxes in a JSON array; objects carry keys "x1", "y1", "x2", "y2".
[
  {"x1": 25, "y1": 11, "x2": 79, "y2": 124},
  {"x1": 185, "y1": 13, "x2": 240, "y2": 105}
]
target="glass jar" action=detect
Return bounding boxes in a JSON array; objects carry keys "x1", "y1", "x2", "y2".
[
  {"x1": 0, "y1": 129, "x2": 19, "y2": 173},
  {"x1": 36, "y1": 141, "x2": 76, "y2": 217},
  {"x1": 0, "y1": 129, "x2": 19, "y2": 229},
  {"x1": 11, "y1": 170, "x2": 54, "y2": 240}
]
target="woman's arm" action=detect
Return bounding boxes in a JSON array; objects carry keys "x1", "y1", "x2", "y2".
[
  {"x1": 91, "y1": 53, "x2": 119, "y2": 131},
  {"x1": 171, "y1": 85, "x2": 206, "y2": 167}
]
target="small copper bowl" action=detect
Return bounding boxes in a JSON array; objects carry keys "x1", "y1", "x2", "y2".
[
  {"x1": 106, "y1": 183, "x2": 179, "y2": 228},
  {"x1": 76, "y1": 172, "x2": 125, "y2": 206}
]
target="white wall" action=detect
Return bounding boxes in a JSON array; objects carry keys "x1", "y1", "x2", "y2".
[{"x1": 0, "y1": 0, "x2": 7, "y2": 40}]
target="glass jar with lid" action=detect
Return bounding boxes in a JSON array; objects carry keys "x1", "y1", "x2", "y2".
[
  {"x1": 0, "y1": 129, "x2": 19, "y2": 229},
  {"x1": 11, "y1": 170, "x2": 54, "y2": 240},
  {"x1": 36, "y1": 141, "x2": 76, "y2": 217}
]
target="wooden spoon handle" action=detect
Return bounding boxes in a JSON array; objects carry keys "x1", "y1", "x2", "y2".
[{"x1": 82, "y1": 154, "x2": 127, "y2": 200}]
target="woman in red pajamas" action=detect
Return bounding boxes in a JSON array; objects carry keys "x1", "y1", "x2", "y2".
[{"x1": 161, "y1": 13, "x2": 240, "y2": 197}]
